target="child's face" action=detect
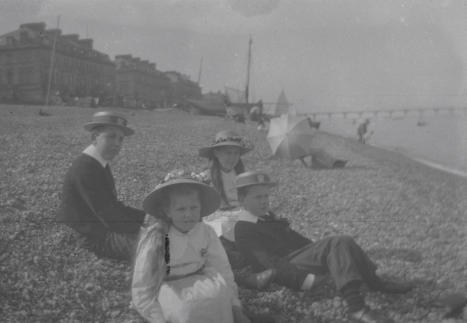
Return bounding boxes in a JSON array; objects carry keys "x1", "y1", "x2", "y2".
[
  {"x1": 166, "y1": 191, "x2": 201, "y2": 233},
  {"x1": 213, "y1": 146, "x2": 241, "y2": 172},
  {"x1": 93, "y1": 126, "x2": 124, "y2": 161},
  {"x1": 241, "y1": 185, "x2": 270, "y2": 217}
]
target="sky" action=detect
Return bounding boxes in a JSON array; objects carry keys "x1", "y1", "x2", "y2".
[{"x1": 1, "y1": 0, "x2": 466, "y2": 112}]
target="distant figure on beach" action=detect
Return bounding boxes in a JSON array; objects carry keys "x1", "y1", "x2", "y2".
[
  {"x1": 357, "y1": 119, "x2": 370, "y2": 144},
  {"x1": 298, "y1": 147, "x2": 347, "y2": 169},
  {"x1": 56, "y1": 111, "x2": 145, "y2": 261},
  {"x1": 306, "y1": 116, "x2": 321, "y2": 129},
  {"x1": 233, "y1": 170, "x2": 414, "y2": 323},
  {"x1": 131, "y1": 170, "x2": 251, "y2": 323},
  {"x1": 249, "y1": 105, "x2": 261, "y2": 122}
]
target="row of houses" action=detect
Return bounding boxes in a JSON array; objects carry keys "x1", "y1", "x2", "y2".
[{"x1": 0, "y1": 22, "x2": 202, "y2": 108}]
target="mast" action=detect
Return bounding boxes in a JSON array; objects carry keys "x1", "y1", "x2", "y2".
[
  {"x1": 45, "y1": 15, "x2": 60, "y2": 106},
  {"x1": 197, "y1": 57, "x2": 203, "y2": 85},
  {"x1": 245, "y1": 35, "x2": 252, "y2": 104}
]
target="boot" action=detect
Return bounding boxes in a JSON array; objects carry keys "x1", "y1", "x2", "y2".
[{"x1": 239, "y1": 269, "x2": 277, "y2": 290}]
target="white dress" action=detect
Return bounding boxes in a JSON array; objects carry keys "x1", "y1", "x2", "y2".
[{"x1": 132, "y1": 222, "x2": 241, "y2": 323}]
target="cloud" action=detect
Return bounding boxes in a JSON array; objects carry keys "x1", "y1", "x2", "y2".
[
  {"x1": 0, "y1": 0, "x2": 43, "y2": 15},
  {"x1": 228, "y1": 0, "x2": 280, "y2": 17},
  {"x1": 33, "y1": 0, "x2": 270, "y2": 34}
]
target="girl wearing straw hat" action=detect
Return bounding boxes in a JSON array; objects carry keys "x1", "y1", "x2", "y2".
[
  {"x1": 198, "y1": 130, "x2": 252, "y2": 210},
  {"x1": 131, "y1": 169, "x2": 251, "y2": 323}
]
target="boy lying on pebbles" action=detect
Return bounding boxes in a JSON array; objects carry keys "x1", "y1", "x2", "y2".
[{"x1": 232, "y1": 170, "x2": 414, "y2": 323}]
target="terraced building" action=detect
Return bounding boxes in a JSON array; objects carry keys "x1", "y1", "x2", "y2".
[{"x1": 0, "y1": 22, "x2": 115, "y2": 104}]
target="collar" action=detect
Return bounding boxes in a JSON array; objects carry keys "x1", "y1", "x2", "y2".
[
  {"x1": 169, "y1": 222, "x2": 201, "y2": 236},
  {"x1": 237, "y1": 209, "x2": 261, "y2": 223},
  {"x1": 221, "y1": 169, "x2": 236, "y2": 176},
  {"x1": 83, "y1": 145, "x2": 108, "y2": 168}
]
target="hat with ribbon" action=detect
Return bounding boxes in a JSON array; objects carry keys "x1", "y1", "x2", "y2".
[
  {"x1": 143, "y1": 169, "x2": 220, "y2": 218},
  {"x1": 84, "y1": 111, "x2": 134, "y2": 136},
  {"x1": 235, "y1": 170, "x2": 277, "y2": 189},
  {"x1": 198, "y1": 130, "x2": 253, "y2": 158}
]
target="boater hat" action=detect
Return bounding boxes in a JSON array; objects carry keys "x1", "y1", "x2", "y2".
[
  {"x1": 198, "y1": 130, "x2": 253, "y2": 158},
  {"x1": 235, "y1": 170, "x2": 277, "y2": 189},
  {"x1": 84, "y1": 111, "x2": 134, "y2": 136},
  {"x1": 143, "y1": 170, "x2": 221, "y2": 218}
]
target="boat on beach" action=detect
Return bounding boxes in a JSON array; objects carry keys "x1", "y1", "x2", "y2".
[{"x1": 184, "y1": 36, "x2": 263, "y2": 120}]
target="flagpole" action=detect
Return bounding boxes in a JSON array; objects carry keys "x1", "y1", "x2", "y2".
[
  {"x1": 45, "y1": 15, "x2": 60, "y2": 106},
  {"x1": 245, "y1": 35, "x2": 252, "y2": 104}
]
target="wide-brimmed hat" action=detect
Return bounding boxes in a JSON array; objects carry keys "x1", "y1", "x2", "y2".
[
  {"x1": 84, "y1": 111, "x2": 134, "y2": 136},
  {"x1": 198, "y1": 130, "x2": 253, "y2": 158},
  {"x1": 235, "y1": 170, "x2": 277, "y2": 189},
  {"x1": 143, "y1": 170, "x2": 220, "y2": 218}
]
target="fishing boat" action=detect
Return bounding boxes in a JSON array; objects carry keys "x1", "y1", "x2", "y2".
[{"x1": 185, "y1": 36, "x2": 263, "y2": 119}]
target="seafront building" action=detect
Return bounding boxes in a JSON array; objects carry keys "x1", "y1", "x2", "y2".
[
  {"x1": 115, "y1": 54, "x2": 171, "y2": 109},
  {"x1": 164, "y1": 71, "x2": 202, "y2": 105},
  {"x1": 0, "y1": 22, "x2": 115, "y2": 104},
  {"x1": 0, "y1": 22, "x2": 202, "y2": 107}
]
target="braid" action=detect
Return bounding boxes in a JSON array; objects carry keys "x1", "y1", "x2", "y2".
[
  {"x1": 234, "y1": 159, "x2": 245, "y2": 174},
  {"x1": 210, "y1": 158, "x2": 228, "y2": 205},
  {"x1": 164, "y1": 233, "x2": 170, "y2": 275}
]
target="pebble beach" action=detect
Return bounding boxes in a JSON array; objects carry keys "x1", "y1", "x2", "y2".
[{"x1": 1, "y1": 105, "x2": 466, "y2": 322}]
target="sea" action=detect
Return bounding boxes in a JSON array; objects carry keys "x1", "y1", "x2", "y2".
[{"x1": 312, "y1": 112, "x2": 467, "y2": 177}]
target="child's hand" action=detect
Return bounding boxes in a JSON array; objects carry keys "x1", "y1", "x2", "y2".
[{"x1": 232, "y1": 305, "x2": 251, "y2": 323}]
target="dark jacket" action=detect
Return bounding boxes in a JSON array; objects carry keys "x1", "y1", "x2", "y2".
[
  {"x1": 234, "y1": 212, "x2": 312, "y2": 290},
  {"x1": 56, "y1": 154, "x2": 145, "y2": 238}
]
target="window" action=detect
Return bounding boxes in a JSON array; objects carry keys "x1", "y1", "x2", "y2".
[
  {"x1": 19, "y1": 66, "x2": 33, "y2": 83},
  {"x1": 7, "y1": 69, "x2": 13, "y2": 84}
]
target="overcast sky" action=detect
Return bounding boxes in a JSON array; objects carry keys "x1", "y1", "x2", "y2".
[{"x1": 1, "y1": 0, "x2": 466, "y2": 112}]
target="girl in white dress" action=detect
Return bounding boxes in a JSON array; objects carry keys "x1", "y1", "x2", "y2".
[{"x1": 131, "y1": 170, "x2": 251, "y2": 323}]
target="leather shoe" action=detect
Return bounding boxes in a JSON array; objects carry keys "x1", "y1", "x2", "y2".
[
  {"x1": 370, "y1": 280, "x2": 414, "y2": 294},
  {"x1": 349, "y1": 307, "x2": 394, "y2": 323},
  {"x1": 240, "y1": 269, "x2": 276, "y2": 290}
]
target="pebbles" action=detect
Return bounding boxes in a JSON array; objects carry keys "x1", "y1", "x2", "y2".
[{"x1": 0, "y1": 105, "x2": 466, "y2": 322}]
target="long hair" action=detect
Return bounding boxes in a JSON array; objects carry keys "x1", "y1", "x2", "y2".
[{"x1": 209, "y1": 156, "x2": 245, "y2": 207}]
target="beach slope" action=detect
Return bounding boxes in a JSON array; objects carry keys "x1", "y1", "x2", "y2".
[{"x1": 0, "y1": 105, "x2": 466, "y2": 322}]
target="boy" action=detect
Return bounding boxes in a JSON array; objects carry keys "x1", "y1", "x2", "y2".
[
  {"x1": 233, "y1": 171, "x2": 413, "y2": 323},
  {"x1": 56, "y1": 111, "x2": 145, "y2": 261}
]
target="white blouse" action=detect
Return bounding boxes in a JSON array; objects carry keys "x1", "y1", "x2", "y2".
[{"x1": 132, "y1": 221, "x2": 241, "y2": 322}]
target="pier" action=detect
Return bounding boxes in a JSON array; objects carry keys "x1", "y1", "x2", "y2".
[{"x1": 297, "y1": 106, "x2": 467, "y2": 120}]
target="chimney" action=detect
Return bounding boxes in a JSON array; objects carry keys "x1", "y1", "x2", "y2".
[
  {"x1": 20, "y1": 22, "x2": 46, "y2": 33},
  {"x1": 79, "y1": 38, "x2": 93, "y2": 49},
  {"x1": 115, "y1": 54, "x2": 132, "y2": 60},
  {"x1": 46, "y1": 28, "x2": 62, "y2": 40},
  {"x1": 62, "y1": 34, "x2": 80, "y2": 42}
]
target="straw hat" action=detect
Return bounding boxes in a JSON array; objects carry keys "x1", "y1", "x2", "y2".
[
  {"x1": 83, "y1": 111, "x2": 134, "y2": 136},
  {"x1": 143, "y1": 170, "x2": 220, "y2": 218},
  {"x1": 235, "y1": 170, "x2": 277, "y2": 189},
  {"x1": 198, "y1": 130, "x2": 253, "y2": 158}
]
